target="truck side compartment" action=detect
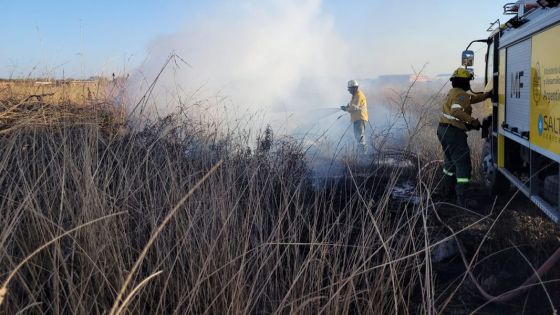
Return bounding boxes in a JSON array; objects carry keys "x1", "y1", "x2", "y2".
[{"x1": 485, "y1": 5, "x2": 560, "y2": 223}]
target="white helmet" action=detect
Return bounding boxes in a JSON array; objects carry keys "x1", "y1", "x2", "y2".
[{"x1": 347, "y1": 80, "x2": 359, "y2": 88}]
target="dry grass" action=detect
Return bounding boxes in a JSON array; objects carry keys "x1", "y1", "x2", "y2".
[
  {"x1": 0, "y1": 89, "x2": 439, "y2": 314},
  {"x1": 0, "y1": 74, "x2": 556, "y2": 314},
  {"x1": 0, "y1": 79, "x2": 125, "y2": 137},
  {"x1": 0, "y1": 79, "x2": 119, "y2": 105}
]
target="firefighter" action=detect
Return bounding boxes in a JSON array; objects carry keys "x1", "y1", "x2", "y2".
[
  {"x1": 341, "y1": 80, "x2": 368, "y2": 152},
  {"x1": 437, "y1": 68, "x2": 492, "y2": 207}
]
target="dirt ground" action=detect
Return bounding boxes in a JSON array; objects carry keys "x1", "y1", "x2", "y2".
[
  {"x1": 431, "y1": 185, "x2": 560, "y2": 314},
  {"x1": 322, "y1": 151, "x2": 560, "y2": 314}
]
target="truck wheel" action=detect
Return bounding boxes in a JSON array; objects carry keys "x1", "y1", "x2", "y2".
[{"x1": 481, "y1": 140, "x2": 510, "y2": 195}]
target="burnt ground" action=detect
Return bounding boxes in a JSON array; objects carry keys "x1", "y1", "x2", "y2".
[
  {"x1": 430, "y1": 186, "x2": 560, "y2": 314},
  {"x1": 311, "y1": 152, "x2": 560, "y2": 314},
  {"x1": 344, "y1": 158, "x2": 558, "y2": 313}
]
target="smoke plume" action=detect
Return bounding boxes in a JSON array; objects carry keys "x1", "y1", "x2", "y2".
[{"x1": 129, "y1": 0, "x2": 393, "y2": 154}]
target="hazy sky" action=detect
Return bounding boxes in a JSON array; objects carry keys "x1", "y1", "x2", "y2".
[{"x1": 1, "y1": 0, "x2": 508, "y2": 79}]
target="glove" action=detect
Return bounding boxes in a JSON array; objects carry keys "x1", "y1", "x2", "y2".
[
  {"x1": 352, "y1": 105, "x2": 359, "y2": 111},
  {"x1": 470, "y1": 119, "x2": 481, "y2": 130},
  {"x1": 340, "y1": 105, "x2": 347, "y2": 111},
  {"x1": 485, "y1": 90, "x2": 493, "y2": 99}
]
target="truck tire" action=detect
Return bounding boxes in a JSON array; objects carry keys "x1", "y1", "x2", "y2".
[{"x1": 481, "y1": 140, "x2": 510, "y2": 195}]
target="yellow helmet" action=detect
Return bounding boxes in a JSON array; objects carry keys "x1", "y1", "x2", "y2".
[{"x1": 451, "y1": 67, "x2": 474, "y2": 80}]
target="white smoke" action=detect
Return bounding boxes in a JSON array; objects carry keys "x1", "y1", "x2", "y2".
[{"x1": 128, "y1": 0, "x2": 372, "y2": 132}]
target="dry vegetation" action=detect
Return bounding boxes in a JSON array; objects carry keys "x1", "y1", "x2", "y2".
[
  {"x1": 0, "y1": 79, "x2": 114, "y2": 105},
  {"x1": 0, "y1": 78, "x2": 558, "y2": 314},
  {"x1": 0, "y1": 79, "x2": 125, "y2": 136}
]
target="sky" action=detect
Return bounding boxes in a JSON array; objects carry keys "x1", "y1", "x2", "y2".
[{"x1": 1, "y1": 0, "x2": 509, "y2": 79}]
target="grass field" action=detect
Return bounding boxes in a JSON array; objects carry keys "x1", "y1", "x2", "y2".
[
  {"x1": 0, "y1": 78, "x2": 114, "y2": 104},
  {"x1": 0, "y1": 78, "x2": 558, "y2": 314}
]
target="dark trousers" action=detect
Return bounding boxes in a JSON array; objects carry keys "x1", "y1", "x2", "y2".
[{"x1": 436, "y1": 124, "x2": 471, "y2": 184}]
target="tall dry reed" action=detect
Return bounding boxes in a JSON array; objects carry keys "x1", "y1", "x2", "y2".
[{"x1": 0, "y1": 98, "x2": 440, "y2": 314}]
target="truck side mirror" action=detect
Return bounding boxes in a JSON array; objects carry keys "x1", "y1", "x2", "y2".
[{"x1": 462, "y1": 50, "x2": 474, "y2": 67}]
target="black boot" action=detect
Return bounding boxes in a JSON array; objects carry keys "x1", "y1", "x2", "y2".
[
  {"x1": 455, "y1": 183, "x2": 476, "y2": 208},
  {"x1": 438, "y1": 175, "x2": 456, "y2": 201},
  {"x1": 455, "y1": 183, "x2": 465, "y2": 207},
  {"x1": 444, "y1": 175, "x2": 456, "y2": 195}
]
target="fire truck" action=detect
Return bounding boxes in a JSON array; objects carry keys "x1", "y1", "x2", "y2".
[{"x1": 466, "y1": 0, "x2": 560, "y2": 222}]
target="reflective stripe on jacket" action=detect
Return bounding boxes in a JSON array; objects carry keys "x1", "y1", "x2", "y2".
[
  {"x1": 347, "y1": 89, "x2": 368, "y2": 122},
  {"x1": 439, "y1": 88, "x2": 486, "y2": 130}
]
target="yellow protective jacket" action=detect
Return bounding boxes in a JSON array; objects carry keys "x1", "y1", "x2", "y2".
[
  {"x1": 439, "y1": 88, "x2": 487, "y2": 130},
  {"x1": 345, "y1": 89, "x2": 368, "y2": 122}
]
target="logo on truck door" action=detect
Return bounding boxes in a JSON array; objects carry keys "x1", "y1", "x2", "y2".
[{"x1": 533, "y1": 62, "x2": 542, "y2": 107}]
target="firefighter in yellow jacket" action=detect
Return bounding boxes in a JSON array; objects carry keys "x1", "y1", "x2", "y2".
[
  {"x1": 341, "y1": 80, "x2": 368, "y2": 152},
  {"x1": 437, "y1": 68, "x2": 491, "y2": 206}
]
